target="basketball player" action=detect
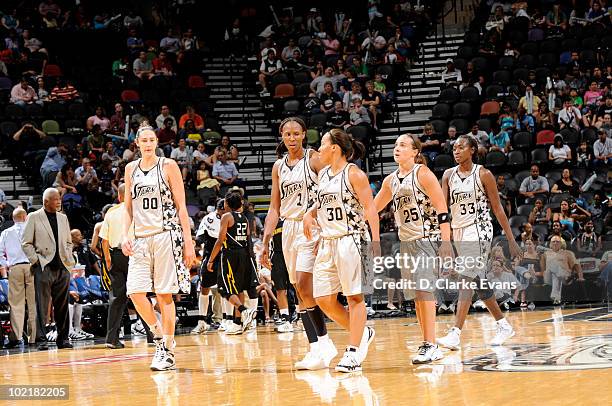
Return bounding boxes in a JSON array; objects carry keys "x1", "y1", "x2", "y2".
[
  {"x1": 437, "y1": 135, "x2": 522, "y2": 350},
  {"x1": 121, "y1": 122, "x2": 195, "y2": 371},
  {"x1": 261, "y1": 117, "x2": 337, "y2": 370},
  {"x1": 207, "y1": 191, "x2": 258, "y2": 335},
  {"x1": 192, "y1": 199, "x2": 226, "y2": 334},
  {"x1": 373, "y1": 134, "x2": 452, "y2": 364},
  {"x1": 303, "y1": 129, "x2": 379, "y2": 373}
]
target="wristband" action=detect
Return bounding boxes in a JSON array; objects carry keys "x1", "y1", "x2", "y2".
[{"x1": 437, "y1": 213, "x2": 450, "y2": 224}]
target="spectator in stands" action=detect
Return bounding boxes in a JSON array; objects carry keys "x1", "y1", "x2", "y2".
[
  {"x1": 322, "y1": 31, "x2": 341, "y2": 66},
  {"x1": 12, "y1": 122, "x2": 46, "y2": 159},
  {"x1": 529, "y1": 198, "x2": 549, "y2": 225},
  {"x1": 53, "y1": 163, "x2": 77, "y2": 197},
  {"x1": 551, "y1": 169, "x2": 580, "y2": 198},
  {"x1": 171, "y1": 139, "x2": 192, "y2": 181},
  {"x1": 518, "y1": 107, "x2": 535, "y2": 134},
  {"x1": 419, "y1": 123, "x2": 441, "y2": 163},
  {"x1": 101, "y1": 142, "x2": 121, "y2": 168},
  {"x1": 155, "y1": 105, "x2": 177, "y2": 131},
  {"x1": 319, "y1": 81, "x2": 341, "y2": 114},
  {"x1": 349, "y1": 97, "x2": 371, "y2": 126},
  {"x1": 181, "y1": 28, "x2": 199, "y2": 52},
  {"x1": 86, "y1": 106, "x2": 110, "y2": 132},
  {"x1": 577, "y1": 220, "x2": 602, "y2": 258},
  {"x1": 363, "y1": 81, "x2": 382, "y2": 129},
  {"x1": 160, "y1": 29, "x2": 180, "y2": 54},
  {"x1": 468, "y1": 123, "x2": 490, "y2": 157},
  {"x1": 178, "y1": 105, "x2": 204, "y2": 130},
  {"x1": 281, "y1": 38, "x2": 298, "y2": 63},
  {"x1": 179, "y1": 119, "x2": 201, "y2": 142},
  {"x1": 327, "y1": 100, "x2": 350, "y2": 129},
  {"x1": 36, "y1": 77, "x2": 49, "y2": 102},
  {"x1": 569, "y1": 87, "x2": 583, "y2": 109},
  {"x1": 258, "y1": 49, "x2": 282, "y2": 96},
  {"x1": 497, "y1": 175, "x2": 512, "y2": 216},
  {"x1": 519, "y1": 165, "x2": 549, "y2": 202},
  {"x1": 40, "y1": 144, "x2": 67, "y2": 187},
  {"x1": 192, "y1": 142, "x2": 208, "y2": 166},
  {"x1": 441, "y1": 126, "x2": 458, "y2": 154},
  {"x1": 595, "y1": 113, "x2": 612, "y2": 137},
  {"x1": 576, "y1": 141, "x2": 592, "y2": 168},
  {"x1": 488, "y1": 124, "x2": 512, "y2": 154},
  {"x1": 212, "y1": 148, "x2": 239, "y2": 195},
  {"x1": 549, "y1": 221, "x2": 571, "y2": 243},
  {"x1": 548, "y1": 134, "x2": 572, "y2": 166},
  {"x1": 518, "y1": 85, "x2": 540, "y2": 115},
  {"x1": 75, "y1": 157, "x2": 98, "y2": 191},
  {"x1": 536, "y1": 102, "x2": 555, "y2": 130},
  {"x1": 1, "y1": 9, "x2": 19, "y2": 31},
  {"x1": 350, "y1": 55, "x2": 368, "y2": 78},
  {"x1": 10, "y1": 78, "x2": 41, "y2": 107},
  {"x1": 311, "y1": 66, "x2": 338, "y2": 97},
  {"x1": 558, "y1": 98, "x2": 582, "y2": 131},
  {"x1": 584, "y1": 81, "x2": 604, "y2": 106},
  {"x1": 593, "y1": 128, "x2": 612, "y2": 166},
  {"x1": 545, "y1": 4, "x2": 569, "y2": 31},
  {"x1": 111, "y1": 56, "x2": 129, "y2": 81},
  {"x1": 126, "y1": 28, "x2": 144, "y2": 57},
  {"x1": 123, "y1": 9, "x2": 143, "y2": 29},
  {"x1": 218, "y1": 135, "x2": 239, "y2": 163},
  {"x1": 157, "y1": 117, "x2": 177, "y2": 157},
  {"x1": 441, "y1": 59, "x2": 462, "y2": 87},
  {"x1": 542, "y1": 236, "x2": 579, "y2": 305},
  {"x1": 343, "y1": 81, "x2": 363, "y2": 110},
  {"x1": 132, "y1": 50, "x2": 155, "y2": 80},
  {"x1": 97, "y1": 159, "x2": 115, "y2": 199},
  {"x1": 49, "y1": 78, "x2": 79, "y2": 103},
  {"x1": 109, "y1": 103, "x2": 126, "y2": 135},
  {"x1": 152, "y1": 51, "x2": 174, "y2": 76},
  {"x1": 195, "y1": 161, "x2": 219, "y2": 206},
  {"x1": 87, "y1": 124, "x2": 106, "y2": 160},
  {"x1": 122, "y1": 142, "x2": 136, "y2": 162}
]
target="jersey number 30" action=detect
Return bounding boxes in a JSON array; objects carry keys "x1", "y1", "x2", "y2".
[
  {"x1": 142, "y1": 197, "x2": 159, "y2": 210},
  {"x1": 326, "y1": 207, "x2": 343, "y2": 221}
]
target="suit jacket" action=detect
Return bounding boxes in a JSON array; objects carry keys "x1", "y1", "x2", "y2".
[{"x1": 21, "y1": 208, "x2": 75, "y2": 270}]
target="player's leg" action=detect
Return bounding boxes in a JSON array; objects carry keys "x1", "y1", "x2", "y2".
[
  {"x1": 271, "y1": 249, "x2": 291, "y2": 331},
  {"x1": 477, "y1": 278, "x2": 515, "y2": 345}
]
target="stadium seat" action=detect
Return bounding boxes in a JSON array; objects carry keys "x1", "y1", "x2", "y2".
[
  {"x1": 456, "y1": 46, "x2": 474, "y2": 59},
  {"x1": 42, "y1": 120, "x2": 63, "y2": 136},
  {"x1": 582, "y1": 127, "x2": 597, "y2": 144},
  {"x1": 515, "y1": 169, "x2": 530, "y2": 185},
  {"x1": 476, "y1": 118, "x2": 492, "y2": 133},
  {"x1": 4, "y1": 104, "x2": 25, "y2": 120},
  {"x1": 539, "y1": 53, "x2": 558, "y2": 68},
  {"x1": 545, "y1": 169, "x2": 563, "y2": 182},
  {"x1": 376, "y1": 64, "x2": 393, "y2": 80},
  {"x1": 512, "y1": 68, "x2": 529, "y2": 82},
  {"x1": 43, "y1": 64, "x2": 63, "y2": 77},
  {"x1": 480, "y1": 100, "x2": 500, "y2": 116},
  {"x1": 308, "y1": 113, "x2": 327, "y2": 130},
  {"x1": 485, "y1": 85, "x2": 504, "y2": 100},
  {"x1": 306, "y1": 129, "x2": 320, "y2": 146},
  {"x1": 559, "y1": 128, "x2": 580, "y2": 147},
  {"x1": 0, "y1": 77, "x2": 12, "y2": 90},
  {"x1": 121, "y1": 90, "x2": 141, "y2": 103},
  {"x1": 485, "y1": 150, "x2": 506, "y2": 171},
  {"x1": 464, "y1": 32, "x2": 480, "y2": 46},
  {"x1": 460, "y1": 86, "x2": 480, "y2": 103},
  {"x1": 513, "y1": 132, "x2": 532, "y2": 150},
  {"x1": 431, "y1": 103, "x2": 451, "y2": 120},
  {"x1": 498, "y1": 56, "x2": 516, "y2": 70},
  {"x1": 550, "y1": 193, "x2": 571, "y2": 203},
  {"x1": 449, "y1": 119, "x2": 469, "y2": 134},
  {"x1": 509, "y1": 216, "x2": 527, "y2": 229},
  {"x1": 561, "y1": 38, "x2": 579, "y2": 51},
  {"x1": 452, "y1": 102, "x2": 471, "y2": 119},
  {"x1": 518, "y1": 54, "x2": 536, "y2": 68},
  {"x1": 438, "y1": 87, "x2": 460, "y2": 105},
  {"x1": 0, "y1": 121, "x2": 18, "y2": 140},
  {"x1": 347, "y1": 125, "x2": 369, "y2": 145},
  {"x1": 493, "y1": 70, "x2": 511, "y2": 85},
  {"x1": 25, "y1": 103, "x2": 44, "y2": 120},
  {"x1": 283, "y1": 100, "x2": 300, "y2": 115},
  {"x1": 273, "y1": 83, "x2": 294, "y2": 99},
  {"x1": 507, "y1": 150, "x2": 526, "y2": 168},
  {"x1": 530, "y1": 148, "x2": 548, "y2": 165},
  {"x1": 536, "y1": 130, "x2": 555, "y2": 145},
  {"x1": 539, "y1": 39, "x2": 559, "y2": 54},
  {"x1": 580, "y1": 50, "x2": 596, "y2": 67},
  {"x1": 433, "y1": 154, "x2": 453, "y2": 174},
  {"x1": 430, "y1": 119, "x2": 448, "y2": 136},
  {"x1": 516, "y1": 204, "x2": 534, "y2": 217},
  {"x1": 188, "y1": 75, "x2": 206, "y2": 88},
  {"x1": 293, "y1": 71, "x2": 310, "y2": 85},
  {"x1": 270, "y1": 73, "x2": 289, "y2": 88},
  {"x1": 581, "y1": 37, "x2": 599, "y2": 50},
  {"x1": 470, "y1": 56, "x2": 488, "y2": 72}
]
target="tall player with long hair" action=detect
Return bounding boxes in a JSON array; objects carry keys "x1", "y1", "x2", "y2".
[
  {"x1": 261, "y1": 117, "x2": 337, "y2": 370},
  {"x1": 437, "y1": 135, "x2": 522, "y2": 350},
  {"x1": 303, "y1": 129, "x2": 379, "y2": 373},
  {"x1": 121, "y1": 122, "x2": 195, "y2": 371},
  {"x1": 373, "y1": 134, "x2": 452, "y2": 364}
]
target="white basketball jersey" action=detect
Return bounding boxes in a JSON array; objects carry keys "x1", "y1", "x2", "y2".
[
  {"x1": 390, "y1": 164, "x2": 440, "y2": 241},
  {"x1": 278, "y1": 149, "x2": 318, "y2": 220},
  {"x1": 196, "y1": 212, "x2": 221, "y2": 239},
  {"x1": 316, "y1": 164, "x2": 367, "y2": 238},
  {"x1": 448, "y1": 164, "x2": 491, "y2": 229},
  {"x1": 131, "y1": 158, "x2": 179, "y2": 238}
]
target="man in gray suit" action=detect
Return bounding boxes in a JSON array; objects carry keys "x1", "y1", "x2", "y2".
[{"x1": 22, "y1": 188, "x2": 75, "y2": 350}]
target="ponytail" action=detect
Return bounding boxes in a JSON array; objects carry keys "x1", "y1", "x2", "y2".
[
  {"x1": 348, "y1": 138, "x2": 366, "y2": 161},
  {"x1": 326, "y1": 128, "x2": 365, "y2": 161}
]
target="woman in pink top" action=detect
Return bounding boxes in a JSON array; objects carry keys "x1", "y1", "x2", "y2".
[
  {"x1": 86, "y1": 106, "x2": 111, "y2": 131},
  {"x1": 583, "y1": 81, "x2": 603, "y2": 106}
]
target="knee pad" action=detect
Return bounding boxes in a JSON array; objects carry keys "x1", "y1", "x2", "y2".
[{"x1": 474, "y1": 275, "x2": 495, "y2": 301}]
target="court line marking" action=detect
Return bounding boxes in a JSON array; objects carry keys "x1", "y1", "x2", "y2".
[{"x1": 531, "y1": 307, "x2": 604, "y2": 324}]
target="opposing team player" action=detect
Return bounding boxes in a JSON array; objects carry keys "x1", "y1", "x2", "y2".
[
  {"x1": 437, "y1": 135, "x2": 521, "y2": 350},
  {"x1": 261, "y1": 117, "x2": 337, "y2": 370},
  {"x1": 373, "y1": 134, "x2": 452, "y2": 364},
  {"x1": 303, "y1": 129, "x2": 379, "y2": 373},
  {"x1": 121, "y1": 122, "x2": 195, "y2": 371},
  {"x1": 192, "y1": 199, "x2": 226, "y2": 334},
  {"x1": 208, "y1": 191, "x2": 258, "y2": 335}
]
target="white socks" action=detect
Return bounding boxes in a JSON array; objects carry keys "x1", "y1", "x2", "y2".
[{"x1": 199, "y1": 294, "x2": 210, "y2": 317}]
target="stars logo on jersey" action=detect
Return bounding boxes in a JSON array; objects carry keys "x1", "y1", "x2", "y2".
[{"x1": 280, "y1": 181, "x2": 303, "y2": 200}]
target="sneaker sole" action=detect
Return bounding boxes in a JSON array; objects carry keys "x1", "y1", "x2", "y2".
[
  {"x1": 150, "y1": 364, "x2": 176, "y2": 371},
  {"x1": 241, "y1": 310, "x2": 257, "y2": 332},
  {"x1": 334, "y1": 365, "x2": 362, "y2": 373},
  {"x1": 491, "y1": 330, "x2": 516, "y2": 346}
]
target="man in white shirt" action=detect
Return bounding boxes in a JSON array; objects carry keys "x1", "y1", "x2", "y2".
[
  {"x1": 593, "y1": 129, "x2": 612, "y2": 166},
  {"x1": 441, "y1": 59, "x2": 462, "y2": 86},
  {"x1": 558, "y1": 99, "x2": 582, "y2": 131},
  {"x1": 258, "y1": 49, "x2": 283, "y2": 95},
  {"x1": 0, "y1": 208, "x2": 36, "y2": 347}
]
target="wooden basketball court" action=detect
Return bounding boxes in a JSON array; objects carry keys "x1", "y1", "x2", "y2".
[{"x1": 2, "y1": 307, "x2": 611, "y2": 405}]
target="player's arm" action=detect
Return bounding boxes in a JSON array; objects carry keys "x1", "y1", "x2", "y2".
[
  {"x1": 308, "y1": 149, "x2": 325, "y2": 174},
  {"x1": 349, "y1": 166, "x2": 379, "y2": 242},
  {"x1": 165, "y1": 159, "x2": 195, "y2": 267},
  {"x1": 262, "y1": 161, "x2": 281, "y2": 256},
  {"x1": 418, "y1": 167, "x2": 451, "y2": 242},
  {"x1": 208, "y1": 213, "x2": 232, "y2": 266},
  {"x1": 90, "y1": 222, "x2": 102, "y2": 256},
  {"x1": 481, "y1": 167, "x2": 521, "y2": 258},
  {"x1": 441, "y1": 168, "x2": 452, "y2": 206},
  {"x1": 373, "y1": 174, "x2": 393, "y2": 213},
  {"x1": 121, "y1": 162, "x2": 136, "y2": 255}
]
